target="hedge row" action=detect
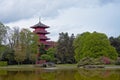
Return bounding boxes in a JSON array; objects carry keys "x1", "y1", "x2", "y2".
[{"x1": 0, "y1": 61, "x2": 8, "y2": 66}]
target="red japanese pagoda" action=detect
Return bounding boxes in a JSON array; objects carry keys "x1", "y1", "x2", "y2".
[
  {"x1": 30, "y1": 19, "x2": 56, "y2": 64},
  {"x1": 30, "y1": 20, "x2": 50, "y2": 49}
]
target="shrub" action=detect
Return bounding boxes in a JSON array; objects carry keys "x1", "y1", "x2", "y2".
[
  {"x1": 0, "y1": 61, "x2": 8, "y2": 66},
  {"x1": 40, "y1": 54, "x2": 51, "y2": 61},
  {"x1": 77, "y1": 57, "x2": 95, "y2": 67},
  {"x1": 77, "y1": 57, "x2": 115, "y2": 67},
  {"x1": 115, "y1": 57, "x2": 120, "y2": 65}
]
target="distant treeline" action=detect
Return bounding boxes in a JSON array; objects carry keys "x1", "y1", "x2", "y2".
[{"x1": 0, "y1": 22, "x2": 120, "y2": 65}]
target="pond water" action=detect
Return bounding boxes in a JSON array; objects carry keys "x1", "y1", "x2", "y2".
[{"x1": 0, "y1": 68, "x2": 120, "y2": 80}]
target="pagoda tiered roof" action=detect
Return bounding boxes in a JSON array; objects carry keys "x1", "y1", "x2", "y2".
[
  {"x1": 40, "y1": 41, "x2": 51, "y2": 45},
  {"x1": 30, "y1": 20, "x2": 52, "y2": 48},
  {"x1": 39, "y1": 35, "x2": 50, "y2": 40},
  {"x1": 31, "y1": 21, "x2": 49, "y2": 28},
  {"x1": 33, "y1": 30, "x2": 50, "y2": 34}
]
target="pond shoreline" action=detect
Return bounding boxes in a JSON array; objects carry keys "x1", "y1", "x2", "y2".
[{"x1": 0, "y1": 64, "x2": 120, "y2": 71}]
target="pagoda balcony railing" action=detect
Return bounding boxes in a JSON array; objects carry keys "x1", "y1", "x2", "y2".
[
  {"x1": 40, "y1": 37, "x2": 50, "y2": 40},
  {"x1": 40, "y1": 41, "x2": 51, "y2": 45},
  {"x1": 39, "y1": 35, "x2": 50, "y2": 40},
  {"x1": 34, "y1": 30, "x2": 50, "y2": 34}
]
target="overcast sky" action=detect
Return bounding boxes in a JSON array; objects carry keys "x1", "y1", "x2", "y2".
[{"x1": 0, "y1": 0, "x2": 120, "y2": 41}]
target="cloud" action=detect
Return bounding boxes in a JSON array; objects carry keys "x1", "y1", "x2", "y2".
[
  {"x1": 0, "y1": 0, "x2": 79, "y2": 23},
  {"x1": 4, "y1": 0, "x2": 120, "y2": 41},
  {"x1": 100, "y1": 0, "x2": 120, "y2": 5},
  {"x1": 1, "y1": 0, "x2": 120, "y2": 23},
  {"x1": 45, "y1": 1, "x2": 120, "y2": 40}
]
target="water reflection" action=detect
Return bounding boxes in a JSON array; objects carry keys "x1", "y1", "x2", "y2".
[
  {"x1": 76, "y1": 69, "x2": 120, "y2": 80},
  {"x1": 0, "y1": 69, "x2": 120, "y2": 80}
]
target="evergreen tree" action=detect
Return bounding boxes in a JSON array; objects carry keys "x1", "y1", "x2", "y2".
[
  {"x1": 56, "y1": 32, "x2": 75, "y2": 63},
  {"x1": 109, "y1": 36, "x2": 120, "y2": 57},
  {"x1": 67, "y1": 34, "x2": 75, "y2": 63}
]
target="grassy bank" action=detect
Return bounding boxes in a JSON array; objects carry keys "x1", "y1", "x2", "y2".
[
  {"x1": 0, "y1": 64, "x2": 77, "y2": 70},
  {"x1": 0, "y1": 64, "x2": 120, "y2": 71},
  {"x1": 0, "y1": 64, "x2": 37, "y2": 71},
  {"x1": 56, "y1": 64, "x2": 77, "y2": 69}
]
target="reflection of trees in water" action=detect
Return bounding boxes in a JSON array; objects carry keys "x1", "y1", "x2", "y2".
[
  {"x1": 40, "y1": 69, "x2": 76, "y2": 80},
  {"x1": 0, "y1": 70, "x2": 76, "y2": 80},
  {"x1": 0, "y1": 70, "x2": 7, "y2": 75},
  {"x1": 0, "y1": 71, "x2": 45, "y2": 80},
  {"x1": 40, "y1": 72, "x2": 55, "y2": 80},
  {"x1": 0, "y1": 69, "x2": 120, "y2": 80},
  {"x1": 55, "y1": 69, "x2": 76, "y2": 80},
  {"x1": 77, "y1": 69, "x2": 108, "y2": 77},
  {"x1": 76, "y1": 69, "x2": 120, "y2": 80}
]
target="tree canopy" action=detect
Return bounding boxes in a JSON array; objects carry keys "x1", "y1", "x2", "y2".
[
  {"x1": 0, "y1": 22, "x2": 119, "y2": 65},
  {"x1": 0, "y1": 22, "x2": 7, "y2": 45},
  {"x1": 0, "y1": 22, "x2": 8, "y2": 60},
  {"x1": 0, "y1": 24, "x2": 39, "y2": 64},
  {"x1": 109, "y1": 36, "x2": 120, "y2": 57},
  {"x1": 56, "y1": 32, "x2": 75, "y2": 63},
  {"x1": 14, "y1": 28, "x2": 39, "y2": 64},
  {"x1": 74, "y1": 32, "x2": 118, "y2": 62}
]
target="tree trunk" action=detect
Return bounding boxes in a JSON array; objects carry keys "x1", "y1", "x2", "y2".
[{"x1": 18, "y1": 62, "x2": 20, "y2": 65}]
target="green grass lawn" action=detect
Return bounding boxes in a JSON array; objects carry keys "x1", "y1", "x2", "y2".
[
  {"x1": 0, "y1": 64, "x2": 77, "y2": 70},
  {"x1": 56, "y1": 64, "x2": 77, "y2": 69},
  {"x1": 0, "y1": 64, "x2": 38, "y2": 71},
  {"x1": 0, "y1": 64, "x2": 120, "y2": 71}
]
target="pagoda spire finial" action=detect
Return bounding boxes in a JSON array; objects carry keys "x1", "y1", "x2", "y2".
[{"x1": 39, "y1": 17, "x2": 41, "y2": 23}]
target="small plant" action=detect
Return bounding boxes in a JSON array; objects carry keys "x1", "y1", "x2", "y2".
[{"x1": 102, "y1": 57, "x2": 110, "y2": 64}]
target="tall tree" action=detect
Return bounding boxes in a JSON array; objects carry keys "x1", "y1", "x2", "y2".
[
  {"x1": 13, "y1": 27, "x2": 26, "y2": 64},
  {"x1": 20, "y1": 29, "x2": 33, "y2": 60},
  {"x1": 0, "y1": 23, "x2": 39, "y2": 64},
  {"x1": 47, "y1": 48, "x2": 56, "y2": 61},
  {"x1": 5, "y1": 48, "x2": 14, "y2": 64},
  {"x1": 14, "y1": 43, "x2": 26, "y2": 65},
  {"x1": 0, "y1": 22, "x2": 7, "y2": 45},
  {"x1": 56, "y1": 32, "x2": 75, "y2": 63},
  {"x1": 0, "y1": 22, "x2": 8, "y2": 60},
  {"x1": 0, "y1": 45, "x2": 7, "y2": 60},
  {"x1": 39, "y1": 44, "x2": 46, "y2": 55},
  {"x1": 38, "y1": 44, "x2": 47, "y2": 61},
  {"x1": 29, "y1": 53, "x2": 36, "y2": 64},
  {"x1": 3, "y1": 27, "x2": 19, "y2": 64},
  {"x1": 40, "y1": 47, "x2": 56, "y2": 62},
  {"x1": 109, "y1": 36, "x2": 120, "y2": 57},
  {"x1": 14, "y1": 28, "x2": 39, "y2": 64},
  {"x1": 29, "y1": 32, "x2": 39, "y2": 63},
  {"x1": 74, "y1": 32, "x2": 118, "y2": 62},
  {"x1": 68, "y1": 34, "x2": 75, "y2": 63}
]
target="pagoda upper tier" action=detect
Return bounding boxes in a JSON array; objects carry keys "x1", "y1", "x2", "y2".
[
  {"x1": 31, "y1": 21, "x2": 49, "y2": 28},
  {"x1": 30, "y1": 21, "x2": 50, "y2": 46},
  {"x1": 30, "y1": 20, "x2": 56, "y2": 50}
]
